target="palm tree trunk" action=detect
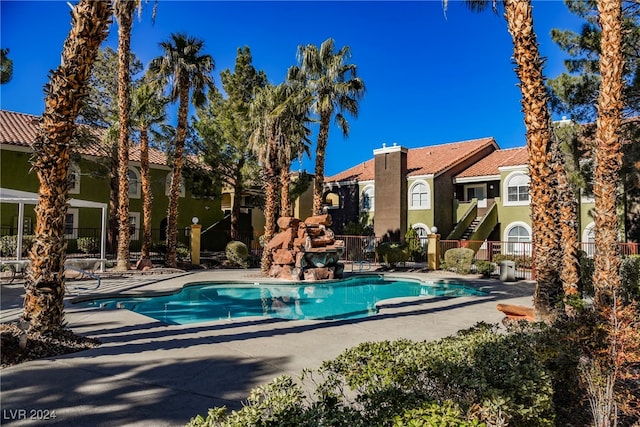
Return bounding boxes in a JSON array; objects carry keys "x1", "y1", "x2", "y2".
[
  {"x1": 594, "y1": 0, "x2": 623, "y2": 308},
  {"x1": 140, "y1": 126, "x2": 153, "y2": 259},
  {"x1": 313, "y1": 114, "x2": 331, "y2": 214},
  {"x1": 23, "y1": 0, "x2": 111, "y2": 333},
  {"x1": 280, "y1": 166, "x2": 292, "y2": 217},
  {"x1": 504, "y1": 0, "x2": 563, "y2": 322},
  {"x1": 261, "y1": 171, "x2": 279, "y2": 274},
  {"x1": 166, "y1": 83, "x2": 189, "y2": 268},
  {"x1": 115, "y1": 0, "x2": 136, "y2": 271},
  {"x1": 230, "y1": 157, "x2": 245, "y2": 241},
  {"x1": 551, "y1": 134, "x2": 581, "y2": 317}
]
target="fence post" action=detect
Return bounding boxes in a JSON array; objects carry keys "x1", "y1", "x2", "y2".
[
  {"x1": 190, "y1": 223, "x2": 202, "y2": 265},
  {"x1": 427, "y1": 233, "x2": 441, "y2": 270}
]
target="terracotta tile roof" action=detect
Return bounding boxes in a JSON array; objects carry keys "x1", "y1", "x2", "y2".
[
  {"x1": 0, "y1": 109, "x2": 168, "y2": 166},
  {"x1": 455, "y1": 147, "x2": 528, "y2": 179},
  {"x1": 326, "y1": 137, "x2": 498, "y2": 183}
]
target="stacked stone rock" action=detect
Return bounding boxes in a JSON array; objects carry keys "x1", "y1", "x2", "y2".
[{"x1": 266, "y1": 214, "x2": 345, "y2": 281}]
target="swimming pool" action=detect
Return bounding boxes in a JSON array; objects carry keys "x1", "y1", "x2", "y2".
[{"x1": 81, "y1": 275, "x2": 486, "y2": 325}]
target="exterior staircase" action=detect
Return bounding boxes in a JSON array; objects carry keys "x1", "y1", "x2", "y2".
[{"x1": 460, "y1": 217, "x2": 482, "y2": 240}]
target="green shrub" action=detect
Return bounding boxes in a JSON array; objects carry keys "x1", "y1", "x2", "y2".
[
  {"x1": 393, "y1": 401, "x2": 485, "y2": 426},
  {"x1": 474, "y1": 260, "x2": 493, "y2": 277},
  {"x1": 226, "y1": 241, "x2": 249, "y2": 268},
  {"x1": 0, "y1": 235, "x2": 35, "y2": 257},
  {"x1": 77, "y1": 237, "x2": 99, "y2": 254},
  {"x1": 492, "y1": 253, "x2": 532, "y2": 269},
  {"x1": 444, "y1": 248, "x2": 475, "y2": 274},
  {"x1": 375, "y1": 241, "x2": 409, "y2": 268},
  {"x1": 189, "y1": 323, "x2": 562, "y2": 426},
  {"x1": 405, "y1": 227, "x2": 426, "y2": 262}
]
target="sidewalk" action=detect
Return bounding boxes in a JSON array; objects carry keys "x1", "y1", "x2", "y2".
[{"x1": 0, "y1": 269, "x2": 534, "y2": 427}]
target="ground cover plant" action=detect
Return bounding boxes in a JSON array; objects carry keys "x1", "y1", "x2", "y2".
[{"x1": 187, "y1": 322, "x2": 594, "y2": 427}]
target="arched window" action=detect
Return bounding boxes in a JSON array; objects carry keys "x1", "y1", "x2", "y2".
[
  {"x1": 128, "y1": 168, "x2": 141, "y2": 198},
  {"x1": 409, "y1": 180, "x2": 430, "y2": 209},
  {"x1": 68, "y1": 163, "x2": 81, "y2": 194},
  {"x1": 412, "y1": 223, "x2": 430, "y2": 247},
  {"x1": 504, "y1": 222, "x2": 531, "y2": 255},
  {"x1": 361, "y1": 185, "x2": 374, "y2": 211},
  {"x1": 165, "y1": 173, "x2": 185, "y2": 197},
  {"x1": 504, "y1": 172, "x2": 530, "y2": 206}
]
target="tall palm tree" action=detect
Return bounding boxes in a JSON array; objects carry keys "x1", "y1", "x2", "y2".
[
  {"x1": 131, "y1": 82, "x2": 168, "y2": 261},
  {"x1": 289, "y1": 38, "x2": 365, "y2": 214},
  {"x1": 277, "y1": 79, "x2": 313, "y2": 217},
  {"x1": 149, "y1": 33, "x2": 214, "y2": 268},
  {"x1": 594, "y1": 0, "x2": 623, "y2": 308},
  {"x1": 23, "y1": 0, "x2": 111, "y2": 333},
  {"x1": 114, "y1": 0, "x2": 139, "y2": 271},
  {"x1": 450, "y1": 0, "x2": 564, "y2": 322},
  {"x1": 250, "y1": 83, "x2": 309, "y2": 272}
]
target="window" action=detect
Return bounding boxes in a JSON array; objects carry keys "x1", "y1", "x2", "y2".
[
  {"x1": 505, "y1": 222, "x2": 531, "y2": 255},
  {"x1": 65, "y1": 208, "x2": 79, "y2": 239},
  {"x1": 129, "y1": 212, "x2": 140, "y2": 240},
  {"x1": 361, "y1": 185, "x2": 374, "y2": 211},
  {"x1": 504, "y1": 172, "x2": 530, "y2": 206},
  {"x1": 165, "y1": 173, "x2": 185, "y2": 197},
  {"x1": 409, "y1": 181, "x2": 430, "y2": 209},
  {"x1": 412, "y1": 223, "x2": 430, "y2": 247},
  {"x1": 127, "y1": 168, "x2": 141, "y2": 198},
  {"x1": 582, "y1": 222, "x2": 596, "y2": 258},
  {"x1": 68, "y1": 163, "x2": 80, "y2": 194},
  {"x1": 324, "y1": 192, "x2": 340, "y2": 209}
]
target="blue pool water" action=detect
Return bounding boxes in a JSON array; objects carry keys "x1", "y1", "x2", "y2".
[{"x1": 81, "y1": 275, "x2": 486, "y2": 325}]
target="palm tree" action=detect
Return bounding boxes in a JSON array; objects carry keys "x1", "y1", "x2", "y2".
[
  {"x1": 289, "y1": 38, "x2": 365, "y2": 214},
  {"x1": 593, "y1": 0, "x2": 623, "y2": 308},
  {"x1": 23, "y1": 0, "x2": 111, "y2": 333},
  {"x1": 131, "y1": 82, "x2": 168, "y2": 262},
  {"x1": 277, "y1": 78, "x2": 313, "y2": 217},
  {"x1": 250, "y1": 83, "x2": 311, "y2": 272},
  {"x1": 149, "y1": 33, "x2": 214, "y2": 268},
  {"x1": 449, "y1": 0, "x2": 564, "y2": 322},
  {"x1": 114, "y1": 0, "x2": 139, "y2": 271}
]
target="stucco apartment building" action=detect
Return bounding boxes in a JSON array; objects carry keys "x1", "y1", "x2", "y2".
[
  {"x1": 323, "y1": 137, "x2": 599, "y2": 254},
  {"x1": 0, "y1": 110, "x2": 223, "y2": 254}
]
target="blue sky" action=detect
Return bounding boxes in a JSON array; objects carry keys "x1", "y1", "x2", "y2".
[{"x1": 1, "y1": 1, "x2": 584, "y2": 176}]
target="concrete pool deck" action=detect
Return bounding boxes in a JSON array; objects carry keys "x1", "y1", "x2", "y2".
[{"x1": 1, "y1": 269, "x2": 535, "y2": 427}]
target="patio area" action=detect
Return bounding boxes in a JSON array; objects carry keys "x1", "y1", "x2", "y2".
[{"x1": 1, "y1": 268, "x2": 535, "y2": 427}]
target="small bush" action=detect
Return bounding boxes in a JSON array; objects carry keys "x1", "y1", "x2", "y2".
[
  {"x1": 77, "y1": 237, "x2": 99, "y2": 254},
  {"x1": 444, "y1": 248, "x2": 475, "y2": 274},
  {"x1": 474, "y1": 260, "x2": 493, "y2": 277},
  {"x1": 226, "y1": 241, "x2": 249, "y2": 268},
  {"x1": 0, "y1": 235, "x2": 35, "y2": 257},
  {"x1": 375, "y1": 241, "x2": 409, "y2": 268}
]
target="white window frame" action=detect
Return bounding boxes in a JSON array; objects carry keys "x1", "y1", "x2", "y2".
[
  {"x1": 503, "y1": 221, "x2": 532, "y2": 256},
  {"x1": 128, "y1": 167, "x2": 141, "y2": 199},
  {"x1": 361, "y1": 185, "x2": 374, "y2": 212},
  {"x1": 582, "y1": 222, "x2": 596, "y2": 258},
  {"x1": 68, "y1": 163, "x2": 81, "y2": 194},
  {"x1": 503, "y1": 171, "x2": 530, "y2": 206},
  {"x1": 165, "y1": 173, "x2": 185, "y2": 198},
  {"x1": 408, "y1": 180, "x2": 431, "y2": 210},
  {"x1": 412, "y1": 222, "x2": 430, "y2": 247},
  {"x1": 65, "y1": 208, "x2": 79, "y2": 239},
  {"x1": 129, "y1": 212, "x2": 140, "y2": 241}
]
